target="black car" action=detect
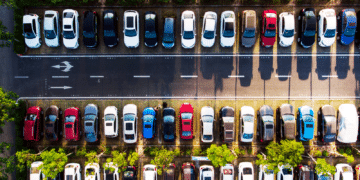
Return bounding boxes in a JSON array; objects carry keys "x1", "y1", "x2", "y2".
[
  {"x1": 163, "y1": 164, "x2": 175, "y2": 180},
  {"x1": 123, "y1": 166, "x2": 137, "y2": 180},
  {"x1": 257, "y1": 105, "x2": 274, "y2": 142},
  {"x1": 163, "y1": 107, "x2": 175, "y2": 142},
  {"x1": 144, "y1": 11, "x2": 158, "y2": 47},
  {"x1": 162, "y1": 17, "x2": 175, "y2": 49},
  {"x1": 83, "y1": 10, "x2": 98, "y2": 48},
  {"x1": 103, "y1": 10, "x2": 118, "y2": 47},
  {"x1": 298, "y1": 165, "x2": 314, "y2": 180},
  {"x1": 318, "y1": 105, "x2": 336, "y2": 143},
  {"x1": 298, "y1": 8, "x2": 316, "y2": 48}
]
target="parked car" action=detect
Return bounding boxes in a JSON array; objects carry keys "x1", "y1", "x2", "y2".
[
  {"x1": 241, "y1": 10, "x2": 256, "y2": 48},
  {"x1": 85, "y1": 163, "x2": 100, "y2": 180},
  {"x1": 200, "y1": 165, "x2": 214, "y2": 180},
  {"x1": 355, "y1": 164, "x2": 360, "y2": 180},
  {"x1": 220, "y1": 11, "x2": 236, "y2": 47},
  {"x1": 24, "y1": 106, "x2": 42, "y2": 141},
  {"x1": 238, "y1": 162, "x2": 254, "y2": 180},
  {"x1": 182, "y1": 163, "x2": 195, "y2": 180},
  {"x1": 104, "y1": 106, "x2": 118, "y2": 138},
  {"x1": 44, "y1": 10, "x2": 60, "y2": 47},
  {"x1": 180, "y1": 103, "x2": 194, "y2": 139},
  {"x1": 318, "y1": 105, "x2": 336, "y2": 142},
  {"x1": 297, "y1": 106, "x2": 315, "y2": 141},
  {"x1": 201, "y1": 11, "x2": 217, "y2": 47},
  {"x1": 335, "y1": 164, "x2": 353, "y2": 180},
  {"x1": 163, "y1": 107, "x2": 175, "y2": 142},
  {"x1": 103, "y1": 10, "x2": 118, "y2": 47},
  {"x1": 181, "y1": 10, "x2": 196, "y2": 49},
  {"x1": 219, "y1": 164, "x2": 233, "y2": 180},
  {"x1": 144, "y1": 11, "x2": 158, "y2": 47},
  {"x1": 62, "y1": 9, "x2": 79, "y2": 49},
  {"x1": 261, "y1": 10, "x2": 277, "y2": 47},
  {"x1": 258, "y1": 165, "x2": 274, "y2": 180},
  {"x1": 123, "y1": 104, "x2": 138, "y2": 143},
  {"x1": 162, "y1": 18, "x2": 175, "y2": 49},
  {"x1": 201, "y1": 106, "x2": 214, "y2": 143},
  {"x1": 143, "y1": 164, "x2": 157, "y2": 180},
  {"x1": 257, "y1": 105, "x2": 274, "y2": 142},
  {"x1": 23, "y1": 14, "x2": 41, "y2": 48},
  {"x1": 142, "y1": 107, "x2": 156, "y2": 139},
  {"x1": 84, "y1": 104, "x2": 98, "y2": 142},
  {"x1": 163, "y1": 164, "x2": 175, "y2": 180},
  {"x1": 124, "y1": 166, "x2": 137, "y2": 180},
  {"x1": 220, "y1": 106, "x2": 235, "y2": 142},
  {"x1": 298, "y1": 165, "x2": 314, "y2": 180},
  {"x1": 338, "y1": 9, "x2": 357, "y2": 45},
  {"x1": 279, "y1": 104, "x2": 296, "y2": 140},
  {"x1": 277, "y1": 165, "x2": 293, "y2": 180},
  {"x1": 104, "y1": 162, "x2": 119, "y2": 180},
  {"x1": 298, "y1": 8, "x2": 316, "y2": 48},
  {"x1": 82, "y1": 10, "x2": 98, "y2": 48},
  {"x1": 318, "y1": 9, "x2": 336, "y2": 47},
  {"x1": 45, "y1": 105, "x2": 61, "y2": 141},
  {"x1": 337, "y1": 104, "x2": 358, "y2": 143},
  {"x1": 316, "y1": 173, "x2": 333, "y2": 180},
  {"x1": 123, "y1": 10, "x2": 139, "y2": 48},
  {"x1": 64, "y1": 163, "x2": 81, "y2": 180},
  {"x1": 64, "y1": 107, "x2": 81, "y2": 141},
  {"x1": 30, "y1": 161, "x2": 45, "y2": 180},
  {"x1": 279, "y1": 12, "x2": 295, "y2": 47},
  {"x1": 240, "y1": 106, "x2": 255, "y2": 143}
]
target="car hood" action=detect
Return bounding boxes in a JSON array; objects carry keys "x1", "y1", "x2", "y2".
[
  {"x1": 301, "y1": 35, "x2": 315, "y2": 47},
  {"x1": 25, "y1": 38, "x2": 40, "y2": 48},
  {"x1": 143, "y1": 122, "x2": 154, "y2": 138},
  {"x1": 280, "y1": 36, "x2": 294, "y2": 46},
  {"x1": 124, "y1": 35, "x2": 139, "y2": 47},
  {"x1": 284, "y1": 121, "x2": 295, "y2": 139},
  {"x1": 83, "y1": 37, "x2": 97, "y2": 47},
  {"x1": 63, "y1": 37, "x2": 78, "y2": 48},
  {"x1": 320, "y1": 37, "x2": 335, "y2": 47},
  {"x1": 201, "y1": 36, "x2": 215, "y2": 47},
  {"x1": 145, "y1": 37, "x2": 157, "y2": 47},
  {"x1": 182, "y1": 37, "x2": 195, "y2": 48},
  {"x1": 261, "y1": 35, "x2": 275, "y2": 46},
  {"x1": 244, "y1": 121, "x2": 254, "y2": 134},
  {"x1": 24, "y1": 120, "x2": 35, "y2": 140},
  {"x1": 45, "y1": 37, "x2": 59, "y2": 47},
  {"x1": 220, "y1": 36, "x2": 235, "y2": 47},
  {"x1": 30, "y1": 174, "x2": 40, "y2": 180},
  {"x1": 203, "y1": 122, "x2": 213, "y2": 135},
  {"x1": 242, "y1": 36, "x2": 255, "y2": 47},
  {"x1": 104, "y1": 36, "x2": 118, "y2": 47},
  {"x1": 124, "y1": 104, "x2": 137, "y2": 115}
]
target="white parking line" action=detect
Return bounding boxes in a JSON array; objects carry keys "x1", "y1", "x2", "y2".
[
  {"x1": 14, "y1": 76, "x2": 29, "y2": 78},
  {"x1": 275, "y1": 75, "x2": 291, "y2": 78},
  {"x1": 321, "y1": 75, "x2": 338, "y2": 78},
  {"x1": 90, "y1": 76, "x2": 104, "y2": 78},
  {"x1": 52, "y1": 76, "x2": 69, "y2": 78},
  {"x1": 228, "y1": 75, "x2": 245, "y2": 78},
  {"x1": 181, "y1": 75, "x2": 198, "y2": 78},
  {"x1": 133, "y1": 75, "x2": 150, "y2": 78}
]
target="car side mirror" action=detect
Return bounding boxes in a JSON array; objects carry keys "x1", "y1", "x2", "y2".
[{"x1": 22, "y1": 33, "x2": 25, "y2": 36}]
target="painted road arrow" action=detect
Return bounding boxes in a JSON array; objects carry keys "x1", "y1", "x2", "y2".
[
  {"x1": 49, "y1": 86, "x2": 72, "y2": 90},
  {"x1": 52, "y1": 61, "x2": 73, "y2": 72}
]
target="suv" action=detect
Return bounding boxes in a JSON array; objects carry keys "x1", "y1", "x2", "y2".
[
  {"x1": 143, "y1": 164, "x2": 157, "y2": 180},
  {"x1": 318, "y1": 105, "x2": 336, "y2": 142},
  {"x1": 144, "y1": 11, "x2": 158, "y2": 47},
  {"x1": 240, "y1": 106, "x2": 255, "y2": 143},
  {"x1": 64, "y1": 163, "x2": 81, "y2": 180},
  {"x1": 298, "y1": 165, "x2": 314, "y2": 180},
  {"x1": 123, "y1": 10, "x2": 140, "y2": 48},
  {"x1": 24, "y1": 106, "x2": 42, "y2": 141},
  {"x1": 318, "y1": 9, "x2": 336, "y2": 47},
  {"x1": 241, "y1": 10, "x2": 256, "y2": 48},
  {"x1": 257, "y1": 105, "x2": 274, "y2": 142},
  {"x1": 182, "y1": 163, "x2": 195, "y2": 180},
  {"x1": 201, "y1": 11, "x2": 217, "y2": 47},
  {"x1": 83, "y1": 10, "x2": 98, "y2": 48},
  {"x1": 200, "y1": 106, "x2": 214, "y2": 143},
  {"x1": 23, "y1": 14, "x2": 41, "y2": 48},
  {"x1": 62, "y1": 9, "x2": 79, "y2": 49},
  {"x1": 200, "y1": 165, "x2": 214, "y2": 180},
  {"x1": 220, "y1": 11, "x2": 236, "y2": 47},
  {"x1": 220, "y1": 106, "x2": 235, "y2": 142},
  {"x1": 45, "y1": 105, "x2": 61, "y2": 141},
  {"x1": 181, "y1": 10, "x2": 196, "y2": 49},
  {"x1": 163, "y1": 107, "x2": 175, "y2": 142},
  {"x1": 44, "y1": 10, "x2": 60, "y2": 47},
  {"x1": 142, "y1": 107, "x2": 156, "y2": 139},
  {"x1": 64, "y1": 107, "x2": 81, "y2": 141},
  {"x1": 279, "y1": 104, "x2": 296, "y2": 140},
  {"x1": 30, "y1": 161, "x2": 45, "y2": 180},
  {"x1": 261, "y1": 10, "x2": 277, "y2": 47},
  {"x1": 298, "y1": 8, "x2": 316, "y2": 48},
  {"x1": 85, "y1": 163, "x2": 100, "y2": 180},
  {"x1": 338, "y1": 9, "x2": 357, "y2": 45},
  {"x1": 162, "y1": 18, "x2": 175, "y2": 49},
  {"x1": 103, "y1": 10, "x2": 118, "y2": 47},
  {"x1": 297, "y1": 106, "x2": 315, "y2": 141},
  {"x1": 279, "y1": 12, "x2": 295, "y2": 47},
  {"x1": 104, "y1": 106, "x2": 118, "y2": 138},
  {"x1": 84, "y1": 104, "x2": 99, "y2": 142},
  {"x1": 180, "y1": 103, "x2": 194, "y2": 139},
  {"x1": 123, "y1": 104, "x2": 138, "y2": 143}
]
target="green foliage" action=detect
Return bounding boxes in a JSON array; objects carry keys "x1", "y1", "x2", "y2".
[
  {"x1": 338, "y1": 148, "x2": 344, "y2": 154},
  {"x1": 342, "y1": 153, "x2": 354, "y2": 163},
  {"x1": 345, "y1": 148, "x2": 352, "y2": 155},
  {"x1": 192, "y1": 147, "x2": 202, "y2": 156},
  {"x1": 15, "y1": 149, "x2": 41, "y2": 173},
  {"x1": 0, "y1": 143, "x2": 15, "y2": 180},
  {"x1": 103, "y1": 160, "x2": 116, "y2": 173},
  {"x1": 85, "y1": 151, "x2": 99, "y2": 166},
  {"x1": 322, "y1": 151, "x2": 329, "y2": 157},
  {"x1": 117, "y1": 0, "x2": 145, "y2": 6},
  {"x1": 185, "y1": 149, "x2": 192, "y2": 156},
  {"x1": 247, "y1": 148, "x2": 253, "y2": 155},
  {"x1": 144, "y1": 147, "x2": 159, "y2": 156},
  {"x1": 40, "y1": 148, "x2": 68, "y2": 179},
  {"x1": 127, "y1": 151, "x2": 139, "y2": 166},
  {"x1": 206, "y1": 144, "x2": 236, "y2": 168},
  {"x1": 0, "y1": 21, "x2": 14, "y2": 48},
  {"x1": 315, "y1": 158, "x2": 335, "y2": 176},
  {"x1": 233, "y1": 148, "x2": 245, "y2": 156},
  {"x1": 158, "y1": 0, "x2": 170, "y2": 3},
  {"x1": 76, "y1": 147, "x2": 87, "y2": 157},
  {"x1": 0, "y1": 88, "x2": 18, "y2": 133},
  {"x1": 150, "y1": 147, "x2": 180, "y2": 175},
  {"x1": 313, "y1": 150, "x2": 322, "y2": 157},
  {"x1": 112, "y1": 151, "x2": 127, "y2": 171}
]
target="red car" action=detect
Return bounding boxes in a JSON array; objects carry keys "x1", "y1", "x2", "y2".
[
  {"x1": 64, "y1": 107, "x2": 80, "y2": 141},
  {"x1": 179, "y1": 103, "x2": 194, "y2": 139},
  {"x1": 23, "y1": 106, "x2": 42, "y2": 141},
  {"x1": 261, "y1": 10, "x2": 277, "y2": 47}
]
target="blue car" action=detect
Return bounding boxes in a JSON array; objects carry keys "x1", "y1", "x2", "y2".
[
  {"x1": 338, "y1": 9, "x2": 357, "y2": 45},
  {"x1": 142, "y1": 107, "x2": 156, "y2": 139},
  {"x1": 297, "y1": 106, "x2": 314, "y2": 141}
]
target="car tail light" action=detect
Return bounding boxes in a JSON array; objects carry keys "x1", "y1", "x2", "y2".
[
  {"x1": 200, "y1": 167, "x2": 203, "y2": 170},
  {"x1": 93, "y1": 11, "x2": 96, "y2": 14},
  {"x1": 173, "y1": 164, "x2": 176, "y2": 168},
  {"x1": 155, "y1": 168, "x2": 157, "y2": 171},
  {"x1": 143, "y1": 168, "x2": 145, "y2": 171},
  {"x1": 133, "y1": 166, "x2": 136, "y2": 170}
]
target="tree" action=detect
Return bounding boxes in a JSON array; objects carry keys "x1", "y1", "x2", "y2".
[
  {"x1": 15, "y1": 148, "x2": 44, "y2": 174},
  {"x1": 127, "y1": 151, "x2": 139, "y2": 166},
  {"x1": 104, "y1": 151, "x2": 127, "y2": 173},
  {"x1": 0, "y1": 142, "x2": 15, "y2": 180},
  {"x1": 206, "y1": 144, "x2": 236, "y2": 168},
  {"x1": 314, "y1": 158, "x2": 335, "y2": 176},
  {"x1": 0, "y1": 21, "x2": 15, "y2": 48},
  {"x1": 334, "y1": 148, "x2": 354, "y2": 163},
  {"x1": 150, "y1": 147, "x2": 180, "y2": 175},
  {"x1": 256, "y1": 140, "x2": 304, "y2": 173},
  {"x1": 39, "y1": 148, "x2": 71, "y2": 179},
  {"x1": 0, "y1": 87, "x2": 18, "y2": 133}
]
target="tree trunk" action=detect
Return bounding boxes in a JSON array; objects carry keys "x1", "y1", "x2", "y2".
[
  {"x1": 307, "y1": 153, "x2": 317, "y2": 163},
  {"x1": 35, "y1": 147, "x2": 49, "y2": 155},
  {"x1": 351, "y1": 146, "x2": 360, "y2": 154}
]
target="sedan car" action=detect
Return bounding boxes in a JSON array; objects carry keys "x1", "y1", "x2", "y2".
[
  {"x1": 241, "y1": 10, "x2": 256, "y2": 48},
  {"x1": 64, "y1": 107, "x2": 80, "y2": 141},
  {"x1": 200, "y1": 165, "x2": 214, "y2": 180},
  {"x1": 181, "y1": 10, "x2": 196, "y2": 49},
  {"x1": 298, "y1": 8, "x2": 316, "y2": 48},
  {"x1": 238, "y1": 162, "x2": 254, "y2": 180},
  {"x1": 338, "y1": 9, "x2": 356, "y2": 45},
  {"x1": 279, "y1": 104, "x2": 296, "y2": 140},
  {"x1": 182, "y1": 163, "x2": 195, "y2": 180},
  {"x1": 163, "y1": 107, "x2": 175, "y2": 142},
  {"x1": 318, "y1": 9, "x2": 336, "y2": 47},
  {"x1": 143, "y1": 164, "x2": 157, "y2": 180},
  {"x1": 44, "y1": 10, "x2": 60, "y2": 47},
  {"x1": 23, "y1": 14, "x2": 41, "y2": 48},
  {"x1": 104, "y1": 106, "x2": 118, "y2": 138},
  {"x1": 180, "y1": 103, "x2": 194, "y2": 139},
  {"x1": 297, "y1": 106, "x2": 315, "y2": 141},
  {"x1": 144, "y1": 11, "x2": 158, "y2": 47},
  {"x1": 64, "y1": 163, "x2": 81, "y2": 180},
  {"x1": 103, "y1": 10, "x2": 118, "y2": 47},
  {"x1": 279, "y1": 12, "x2": 295, "y2": 47},
  {"x1": 104, "y1": 162, "x2": 119, "y2": 180},
  {"x1": 220, "y1": 11, "x2": 236, "y2": 47},
  {"x1": 298, "y1": 165, "x2": 314, "y2": 180},
  {"x1": 201, "y1": 11, "x2": 217, "y2": 47},
  {"x1": 24, "y1": 106, "x2": 42, "y2": 141},
  {"x1": 277, "y1": 165, "x2": 293, "y2": 180},
  {"x1": 337, "y1": 104, "x2": 358, "y2": 143},
  {"x1": 124, "y1": 166, "x2": 137, "y2": 180},
  {"x1": 162, "y1": 18, "x2": 175, "y2": 49},
  {"x1": 261, "y1": 10, "x2": 277, "y2": 47},
  {"x1": 45, "y1": 105, "x2": 61, "y2": 141},
  {"x1": 62, "y1": 9, "x2": 79, "y2": 49},
  {"x1": 84, "y1": 104, "x2": 98, "y2": 142},
  {"x1": 30, "y1": 161, "x2": 45, "y2": 180},
  {"x1": 83, "y1": 10, "x2": 98, "y2": 48},
  {"x1": 123, "y1": 104, "x2": 138, "y2": 143},
  {"x1": 142, "y1": 107, "x2": 156, "y2": 139},
  {"x1": 258, "y1": 165, "x2": 274, "y2": 180},
  {"x1": 240, "y1": 106, "x2": 255, "y2": 143},
  {"x1": 318, "y1": 105, "x2": 336, "y2": 142},
  {"x1": 335, "y1": 164, "x2": 353, "y2": 180},
  {"x1": 220, "y1": 164, "x2": 233, "y2": 180},
  {"x1": 124, "y1": 10, "x2": 139, "y2": 48},
  {"x1": 163, "y1": 164, "x2": 175, "y2": 180},
  {"x1": 85, "y1": 163, "x2": 100, "y2": 180},
  {"x1": 257, "y1": 105, "x2": 274, "y2": 142},
  {"x1": 220, "y1": 106, "x2": 235, "y2": 142},
  {"x1": 201, "y1": 106, "x2": 214, "y2": 143}
]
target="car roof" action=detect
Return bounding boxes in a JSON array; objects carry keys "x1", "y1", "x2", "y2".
[
  {"x1": 203, "y1": 122, "x2": 213, "y2": 135},
  {"x1": 205, "y1": 18, "x2": 216, "y2": 31},
  {"x1": 283, "y1": 14, "x2": 294, "y2": 30},
  {"x1": 184, "y1": 19, "x2": 194, "y2": 31}
]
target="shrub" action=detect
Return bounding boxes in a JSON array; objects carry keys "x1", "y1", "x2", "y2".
[{"x1": 322, "y1": 151, "x2": 329, "y2": 157}]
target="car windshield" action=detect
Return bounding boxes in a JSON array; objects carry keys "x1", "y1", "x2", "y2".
[
  {"x1": 183, "y1": 31, "x2": 194, "y2": 39},
  {"x1": 264, "y1": 29, "x2": 276, "y2": 37},
  {"x1": 202, "y1": 115, "x2": 213, "y2": 122},
  {"x1": 104, "y1": 30, "x2": 116, "y2": 37},
  {"x1": 223, "y1": 22, "x2": 234, "y2": 37},
  {"x1": 46, "y1": 115, "x2": 57, "y2": 122},
  {"x1": 283, "y1": 115, "x2": 294, "y2": 121},
  {"x1": 124, "y1": 114, "x2": 135, "y2": 121},
  {"x1": 83, "y1": 31, "x2": 95, "y2": 38},
  {"x1": 243, "y1": 168, "x2": 252, "y2": 175},
  {"x1": 124, "y1": 171, "x2": 134, "y2": 177},
  {"x1": 45, "y1": 30, "x2": 56, "y2": 39},
  {"x1": 203, "y1": 135, "x2": 212, "y2": 140},
  {"x1": 145, "y1": 31, "x2": 156, "y2": 39},
  {"x1": 203, "y1": 30, "x2": 214, "y2": 39},
  {"x1": 85, "y1": 115, "x2": 96, "y2": 121},
  {"x1": 243, "y1": 29, "x2": 255, "y2": 38},
  {"x1": 324, "y1": 29, "x2": 336, "y2": 38},
  {"x1": 143, "y1": 115, "x2": 154, "y2": 122},
  {"x1": 144, "y1": 124, "x2": 152, "y2": 128},
  {"x1": 283, "y1": 168, "x2": 292, "y2": 175},
  {"x1": 344, "y1": 27, "x2": 356, "y2": 37},
  {"x1": 105, "y1": 114, "x2": 115, "y2": 121},
  {"x1": 125, "y1": 29, "x2": 137, "y2": 37},
  {"x1": 26, "y1": 114, "x2": 37, "y2": 121},
  {"x1": 204, "y1": 177, "x2": 211, "y2": 180},
  {"x1": 182, "y1": 131, "x2": 191, "y2": 137},
  {"x1": 163, "y1": 33, "x2": 174, "y2": 43},
  {"x1": 304, "y1": 30, "x2": 315, "y2": 37},
  {"x1": 283, "y1": 29, "x2": 294, "y2": 37},
  {"x1": 164, "y1": 116, "x2": 174, "y2": 123},
  {"x1": 63, "y1": 30, "x2": 75, "y2": 39},
  {"x1": 23, "y1": 23, "x2": 36, "y2": 39},
  {"x1": 65, "y1": 115, "x2": 76, "y2": 123},
  {"x1": 30, "y1": 167, "x2": 40, "y2": 174},
  {"x1": 125, "y1": 134, "x2": 134, "y2": 140},
  {"x1": 243, "y1": 116, "x2": 253, "y2": 122},
  {"x1": 181, "y1": 113, "x2": 192, "y2": 119},
  {"x1": 243, "y1": 133, "x2": 253, "y2": 139}
]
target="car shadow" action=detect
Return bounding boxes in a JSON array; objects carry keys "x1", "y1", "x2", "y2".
[
  {"x1": 315, "y1": 55, "x2": 331, "y2": 80},
  {"x1": 276, "y1": 56, "x2": 292, "y2": 81},
  {"x1": 296, "y1": 56, "x2": 312, "y2": 80},
  {"x1": 238, "y1": 56, "x2": 253, "y2": 87}
]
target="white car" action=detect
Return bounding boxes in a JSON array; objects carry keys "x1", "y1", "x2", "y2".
[
  {"x1": 201, "y1": 11, "x2": 217, "y2": 47},
  {"x1": 104, "y1": 106, "x2": 118, "y2": 138},
  {"x1": 64, "y1": 163, "x2": 81, "y2": 180},
  {"x1": 23, "y1": 14, "x2": 41, "y2": 48},
  {"x1": 84, "y1": 163, "x2": 100, "y2": 180},
  {"x1": 30, "y1": 161, "x2": 45, "y2": 180},
  {"x1": 143, "y1": 164, "x2": 157, "y2": 180},
  {"x1": 277, "y1": 165, "x2": 293, "y2": 180},
  {"x1": 258, "y1": 165, "x2": 274, "y2": 180},
  {"x1": 123, "y1": 104, "x2": 137, "y2": 143},
  {"x1": 44, "y1": 10, "x2": 60, "y2": 47},
  {"x1": 104, "y1": 162, "x2": 119, "y2": 180},
  {"x1": 201, "y1": 106, "x2": 214, "y2": 143},
  {"x1": 220, "y1": 11, "x2": 236, "y2": 47},
  {"x1": 181, "y1": 10, "x2": 196, "y2": 49},
  {"x1": 238, "y1": 162, "x2": 254, "y2": 180},
  {"x1": 62, "y1": 9, "x2": 79, "y2": 49},
  {"x1": 240, "y1": 106, "x2": 255, "y2": 143},
  {"x1": 123, "y1": 10, "x2": 139, "y2": 48},
  {"x1": 318, "y1": 9, "x2": 336, "y2": 47},
  {"x1": 220, "y1": 164, "x2": 234, "y2": 180},
  {"x1": 334, "y1": 164, "x2": 353, "y2": 180},
  {"x1": 200, "y1": 165, "x2": 214, "y2": 180},
  {"x1": 278, "y1": 12, "x2": 295, "y2": 47},
  {"x1": 337, "y1": 104, "x2": 358, "y2": 143}
]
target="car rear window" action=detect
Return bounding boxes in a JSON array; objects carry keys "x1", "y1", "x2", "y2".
[
  {"x1": 265, "y1": 124, "x2": 273, "y2": 129},
  {"x1": 223, "y1": 169, "x2": 232, "y2": 175},
  {"x1": 126, "y1": 123, "x2": 133, "y2": 130},
  {"x1": 126, "y1": 16, "x2": 134, "y2": 28},
  {"x1": 65, "y1": 124, "x2": 73, "y2": 128},
  {"x1": 145, "y1": 124, "x2": 152, "y2": 128},
  {"x1": 64, "y1": 12, "x2": 73, "y2": 18},
  {"x1": 64, "y1": 25, "x2": 71, "y2": 29},
  {"x1": 106, "y1": 122, "x2": 112, "y2": 126},
  {"x1": 45, "y1": 14, "x2": 54, "y2": 18},
  {"x1": 85, "y1": 122, "x2": 92, "y2": 126},
  {"x1": 243, "y1": 168, "x2": 252, "y2": 175},
  {"x1": 306, "y1": 124, "x2": 313, "y2": 128},
  {"x1": 65, "y1": 175, "x2": 73, "y2": 180},
  {"x1": 184, "y1": 122, "x2": 190, "y2": 125},
  {"x1": 125, "y1": 134, "x2": 134, "y2": 140}
]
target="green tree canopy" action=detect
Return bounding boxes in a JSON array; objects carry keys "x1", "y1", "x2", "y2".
[
  {"x1": 150, "y1": 147, "x2": 180, "y2": 175},
  {"x1": 104, "y1": 151, "x2": 127, "y2": 173},
  {"x1": 40, "y1": 148, "x2": 69, "y2": 179},
  {"x1": 206, "y1": 144, "x2": 236, "y2": 168},
  {"x1": 127, "y1": 151, "x2": 139, "y2": 166},
  {"x1": 0, "y1": 87, "x2": 18, "y2": 133},
  {"x1": 0, "y1": 142, "x2": 15, "y2": 180},
  {"x1": 315, "y1": 158, "x2": 336, "y2": 176},
  {"x1": 85, "y1": 151, "x2": 99, "y2": 166},
  {"x1": 15, "y1": 149, "x2": 41, "y2": 174}
]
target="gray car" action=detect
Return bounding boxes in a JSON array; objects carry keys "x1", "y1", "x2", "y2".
[
  {"x1": 84, "y1": 104, "x2": 99, "y2": 142},
  {"x1": 257, "y1": 105, "x2": 274, "y2": 142},
  {"x1": 279, "y1": 104, "x2": 296, "y2": 140},
  {"x1": 241, "y1": 10, "x2": 256, "y2": 47}
]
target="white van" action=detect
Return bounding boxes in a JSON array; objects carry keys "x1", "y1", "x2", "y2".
[{"x1": 337, "y1": 104, "x2": 358, "y2": 143}]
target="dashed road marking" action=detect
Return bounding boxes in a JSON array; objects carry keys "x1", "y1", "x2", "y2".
[
  {"x1": 321, "y1": 75, "x2": 338, "y2": 78},
  {"x1": 52, "y1": 76, "x2": 69, "y2": 78},
  {"x1": 14, "y1": 76, "x2": 29, "y2": 78},
  {"x1": 228, "y1": 75, "x2": 245, "y2": 78},
  {"x1": 90, "y1": 76, "x2": 104, "y2": 78},
  {"x1": 181, "y1": 75, "x2": 198, "y2": 78},
  {"x1": 275, "y1": 75, "x2": 291, "y2": 78},
  {"x1": 133, "y1": 75, "x2": 150, "y2": 78}
]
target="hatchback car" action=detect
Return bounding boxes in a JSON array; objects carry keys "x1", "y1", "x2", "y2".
[
  {"x1": 297, "y1": 106, "x2": 315, "y2": 141},
  {"x1": 24, "y1": 106, "x2": 42, "y2": 141},
  {"x1": 64, "y1": 107, "x2": 80, "y2": 141},
  {"x1": 238, "y1": 162, "x2": 254, "y2": 180},
  {"x1": 124, "y1": 166, "x2": 137, "y2": 180},
  {"x1": 337, "y1": 104, "x2": 358, "y2": 143},
  {"x1": 64, "y1": 163, "x2": 81, "y2": 180},
  {"x1": 318, "y1": 105, "x2": 336, "y2": 142},
  {"x1": 142, "y1": 107, "x2": 156, "y2": 139},
  {"x1": 84, "y1": 104, "x2": 98, "y2": 142},
  {"x1": 318, "y1": 9, "x2": 336, "y2": 47},
  {"x1": 277, "y1": 165, "x2": 293, "y2": 180},
  {"x1": 62, "y1": 9, "x2": 79, "y2": 49},
  {"x1": 335, "y1": 164, "x2": 353, "y2": 180},
  {"x1": 220, "y1": 106, "x2": 235, "y2": 142},
  {"x1": 257, "y1": 105, "x2": 274, "y2": 142},
  {"x1": 104, "y1": 106, "x2": 118, "y2": 138},
  {"x1": 85, "y1": 163, "x2": 100, "y2": 180},
  {"x1": 45, "y1": 105, "x2": 61, "y2": 141},
  {"x1": 241, "y1": 10, "x2": 256, "y2": 48},
  {"x1": 143, "y1": 164, "x2": 157, "y2": 180},
  {"x1": 220, "y1": 11, "x2": 236, "y2": 47},
  {"x1": 201, "y1": 11, "x2": 217, "y2": 47},
  {"x1": 162, "y1": 18, "x2": 175, "y2": 49},
  {"x1": 23, "y1": 14, "x2": 41, "y2": 48},
  {"x1": 83, "y1": 10, "x2": 98, "y2": 48},
  {"x1": 338, "y1": 9, "x2": 357, "y2": 45},
  {"x1": 182, "y1": 163, "x2": 195, "y2": 180},
  {"x1": 261, "y1": 10, "x2": 277, "y2": 47},
  {"x1": 201, "y1": 106, "x2": 214, "y2": 143},
  {"x1": 220, "y1": 164, "x2": 233, "y2": 180},
  {"x1": 124, "y1": 10, "x2": 139, "y2": 48},
  {"x1": 200, "y1": 165, "x2": 214, "y2": 180},
  {"x1": 104, "y1": 162, "x2": 119, "y2": 180},
  {"x1": 298, "y1": 165, "x2": 314, "y2": 180},
  {"x1": 44, "y1": 10, "x2": 60, "y2": 47},
  {"x1": 258, "y1": 165, "x2": 274, "y2": 180},
  {"x1": 279, "y1": 12, "x2": 295, "y2": 47},
  {"x1": 181, "y1": 10, "x2": 196, "y2": 49},
  {"x1": 180, "y1": 103, "x2": 194, "y2": 139},
  {"x1": 298, "y1": 8, "x2": 316, "y2": 48},
  {"x1": 30, "y1": 161, "x2": 45, "y2": 180},
  {"x1": 103, "y1": 10, "x2": 118, "y2": 47},
  {"x1": 163, "y1": 107, "x2": 175, "y2": 142},
  {"x1": 163, "y1": 164, "x2": 175, "y2": 180},
  {"x1": 123, "y1": 104, "x2": 138, "y2": 143},
  {"x1": 279, "y1": 104, "x2": 296, "y2": 140},
  {"x1": 144, "y1": 11, "x2": 158, "y2": 47},
  {"x1": 240, "y1": 106, "x2": 255, "y2": 143}
]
